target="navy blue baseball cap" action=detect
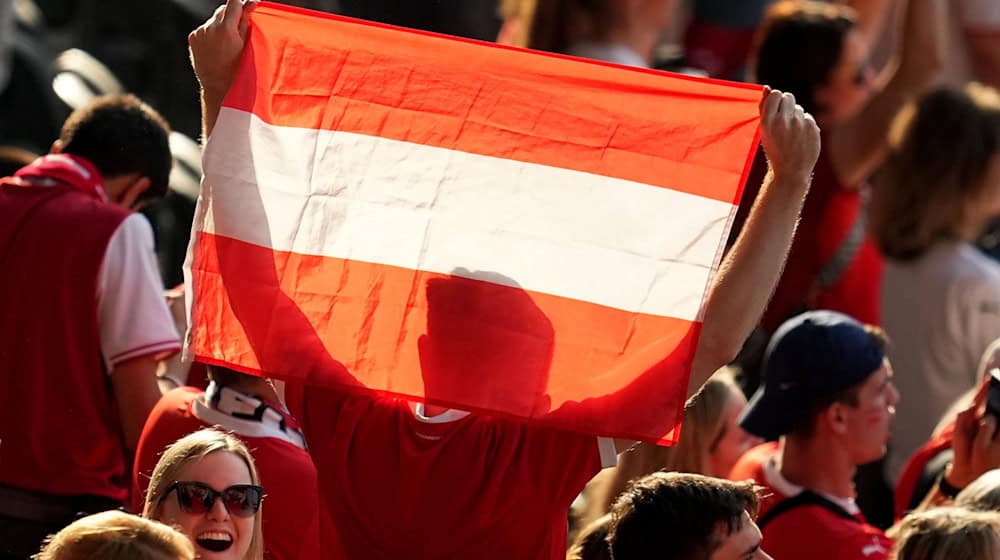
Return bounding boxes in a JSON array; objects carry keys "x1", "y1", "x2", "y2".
[{"x1": 739, "y1": 310, "x2": 886, "y2": 440}]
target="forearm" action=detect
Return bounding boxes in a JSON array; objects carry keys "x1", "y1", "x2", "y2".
[
  {"x1": 200, "y1": 87, "x2": 227, "y2": 142},
  {"x1": 895, "y1": 0, "x2": 945, "y2": 83},
  {"x1": 110, "y1": 356, "x2": 163, "y2": 451},
  {"x1": 687, "y1": 169, "x2": 809, "y2": 397},
  {"x1": 840, "y1": 0, "x2": 895, "y2": 52}
]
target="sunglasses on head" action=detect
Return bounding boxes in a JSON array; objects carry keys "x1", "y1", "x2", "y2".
[{"x1": 160, "y1": 481, "x2": 264, "y2": 518}]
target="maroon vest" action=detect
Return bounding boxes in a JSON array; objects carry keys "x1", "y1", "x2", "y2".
[{"x1": 0, "y1": 182, "x2": 133, "y2": 500}]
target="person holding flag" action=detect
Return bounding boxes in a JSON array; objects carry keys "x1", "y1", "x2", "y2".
[{"x1": 187, "y1": 1, "x2": 820, "y2": 558}]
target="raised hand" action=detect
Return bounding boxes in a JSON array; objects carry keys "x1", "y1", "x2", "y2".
[
  {"x1": 759, "y1": 87, "x2": 821, "y2": 183},
  {"x1": 946, "y1": 377, "x2": 1000, "y2": 490},
  {"x1": 188, "y1": 0, "x2": 256, "y2": 97}
]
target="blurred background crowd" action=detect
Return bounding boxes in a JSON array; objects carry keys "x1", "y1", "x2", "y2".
[{"x1": 5, "y1": 0, "x2": 1000, "y2": 559}]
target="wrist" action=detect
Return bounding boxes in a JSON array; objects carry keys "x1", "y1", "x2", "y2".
[
  {"x1": 943, "y1": 462, "x2": 971, "y2": 494},
  {"x1": 770, "y1": 167, "x2": 813, "y2": 187}
]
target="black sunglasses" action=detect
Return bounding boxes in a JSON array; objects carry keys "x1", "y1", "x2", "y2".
[{"x1": 159, "y1": 481, "x2": 264, "y2": 518}]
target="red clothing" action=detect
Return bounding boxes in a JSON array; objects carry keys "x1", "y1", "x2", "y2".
[
  {"x1": 683, "y1": 20, "x2": 757, "y2": 80},
  {"x1": 761, "y1": 146, "x2": 882, "y2": 330},
  {"x1": 133, "y1": 387, "x2": 319, "y2": 560},
  {"x1": 0, "y1": 183, "x2": 132, "y2": 500},
  {"x1": 730, "y1": 443, "x2": 892, "y2": 560},
  {"x1": 285, "y1": 383, "x2": 606, "y2": 560},
  {"x1": 894, "y1": 421, "x2": 956, "y2": 520}
]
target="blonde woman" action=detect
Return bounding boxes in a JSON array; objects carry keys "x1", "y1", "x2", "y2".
[
  {"x1": 890, "y1": 507, "x2": 1000, "y2": 560},
  {"x1": 142, "y1": 428, "x2": 264, "y2": 560},
  {"x1": 36, "y1": 511, "x2": 194, "y2": 560},
  {"x1": 578, "y1": 367, "x2": 760, "y2": 527},
  {"x1": 872, "y1": 84, "x2": 1000, "y2": 484}
]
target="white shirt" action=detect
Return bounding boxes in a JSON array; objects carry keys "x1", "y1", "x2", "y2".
[
  {"x1": 883, "y1": 242, "x2": 1000, "y2": 483},
  {"x1": 938, "y1": 0, "x2": 1000, "y2": 86},
  {"x1": 98, "y1": 213, "x2": 181, "y2": 371},
  {"x1": 566, "y1": 42, "x2": 649, "y2": 68}
]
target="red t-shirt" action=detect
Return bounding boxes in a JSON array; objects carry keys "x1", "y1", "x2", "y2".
[
  {"x1": 894, "y1": 421, "x2": 955, "y2": 520},
  {"x1": 759, "y1": 145, "x2": 883, "y2": 330},
  {"x1": 133, "y1": 387, "x2": 319, "y2": 560},
  {"x1": 730, "y1": 443, "x2": 892, "y2": 560},
  {"x1": 284, "y1": 383, "x2": 607, "y2": 560}
]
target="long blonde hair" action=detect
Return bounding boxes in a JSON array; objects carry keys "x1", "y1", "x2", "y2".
[
  {"x1": 580, "y1": 367, "x2": 742, "y2": 527},
  {"x1": 890, "y1": 507, "x2": 1000, "y2": 560},
  {"x1": 36, "y1": 511, "x2": 195, "y2": 560},
  {"x1": 871, "y1": 84, "x2": 1000, "y2": 261},
  {"x1": 142, "y1": 428, "x2": 264, "y2": 560}
]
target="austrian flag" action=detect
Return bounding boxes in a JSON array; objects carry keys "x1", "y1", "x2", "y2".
[{"x1": 186, "y1": 2, "x2": 762, "y2": 444}]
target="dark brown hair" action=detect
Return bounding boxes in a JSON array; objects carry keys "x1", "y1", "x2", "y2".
[
  {"x1": 525, "y1": 0, "x2": 615, "y2": 54},
  {"x1": 59, "y1": 94, "x2": 172, "y2": 201},
  {"x1": 568, "y1": 513, "x2": 613, "y2": 560},
  {"x1": 871, "y1": 85, "x2": 1000, "y2": 261},
  {"x1": 607, "y1": 472, "x2": 760, "y2": 560},
  {"x1": 751, "y1": 1, "x2": 856, "y2": 115}
]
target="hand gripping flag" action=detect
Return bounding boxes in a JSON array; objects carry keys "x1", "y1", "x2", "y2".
[{"x1": 186, "y1": 2, "x2": 762, "y2": 444}]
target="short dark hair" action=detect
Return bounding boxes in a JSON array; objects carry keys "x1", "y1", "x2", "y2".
[
  {"x1": 206, "y1": 364, "x2": 255, "y2": 389},
  {"x1": 607, "y1": 472, "x2": 760, "y2": 560},
  {"x1": 58, "y1": 94, "x2": 172, "y2": 201},
  {"x1": 752, "y1": 1, "x2": 855, "y2": 115},
  {"x1": 786, "y1": 325, "x2": 888, "y2": 438}
]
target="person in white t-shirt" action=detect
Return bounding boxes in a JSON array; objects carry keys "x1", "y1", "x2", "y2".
[
  {"x1": 871, "y1": 84, "x2": 1000, "y2": 485},
  {"x1": 939, "y1": 0, "x2": 1000, "y2": 88}
]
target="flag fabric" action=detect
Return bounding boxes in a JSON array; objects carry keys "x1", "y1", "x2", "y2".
[{"x1": 186, "y1": 2, "x2": 762, "y2": 444}]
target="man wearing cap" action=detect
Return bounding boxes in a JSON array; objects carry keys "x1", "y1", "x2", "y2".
[
  {"x1": 729, "y1": 310, "x2": 898, "y2": 560},
  {"x1": 730, "y1": 310, "x2": 1000, "y2": 559}
]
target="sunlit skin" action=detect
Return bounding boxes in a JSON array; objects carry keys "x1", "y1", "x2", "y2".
[
  {"x1": 709, "y1": 511, "x2": 774, "y2": 560},
  {"x1": 708, "y1": 388, "x2": 763, "y2": 478},
  {"x1": 814, "y1": 30, "x2": 876, "y2": 125},
  {"x1": 844, "y1": 361, "x2": 899, "y2": 465},
  {"x1": 156, "y1": 451, "x2": 255, "y2": 560}
]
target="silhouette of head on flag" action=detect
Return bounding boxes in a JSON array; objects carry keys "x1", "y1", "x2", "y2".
[{"x1": 418, "y1": 268, "x2": 556, "y2": 414}]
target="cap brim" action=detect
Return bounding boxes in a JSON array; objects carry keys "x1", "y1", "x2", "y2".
[{"x1": 738, "y1": 386, "x2": 801, "y2": 441}]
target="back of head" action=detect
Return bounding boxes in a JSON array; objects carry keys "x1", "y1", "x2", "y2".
[
  {"x1": 959, "y1": 470, "x2": 1000, "y2": 512},
  {"x1": 584, "y1": 368, "x2": 741, "y2": 524},
  {"x1": 36, "y1": 510, "x2": 195, "y2": 560},
  {"x1": 891, "y1": 507, "x2": 1000, "y2": 560},
  {"x1": 607, "y1": 472, "x2": 759, "y2": 560},
  {"x1": 568, "y1": 513, "x2": 613, "y2": 560},
  {"x1": 751, "y1": 0, "x2": 855, "y2": 114},
  {"x1": 526, "y1": 0, "x2": 614, "y2": 54},
  {"x1": 871, "y1": 84, "x2": 1000, "y2": 261},
  {"x1": 207, "y1": 364, "x2": 265, "y2": 393},
  {"x1": 58, "y1": 94, "x2": 172, "y2": 201}
]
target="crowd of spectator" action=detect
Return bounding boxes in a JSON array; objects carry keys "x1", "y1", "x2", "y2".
[{"x1": 3, "y1": 0, "x2": 1000, "y2": 559}]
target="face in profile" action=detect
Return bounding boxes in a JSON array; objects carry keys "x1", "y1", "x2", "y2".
[
  {"x1": 815, "y1": 29, "x2": 875, "y2": 123},
  {"x1": 844, "y1": 360, "x2": 899, "y2": 464},
  {"x1": 708, "y1": 387, "x2": 763, "y2": 478},
  {"x1": 709, "y1": 511, "x2": 774, "y2": 560},
  {"x1": 154, "y1": 450, "x2": 260, "y2": 560}
]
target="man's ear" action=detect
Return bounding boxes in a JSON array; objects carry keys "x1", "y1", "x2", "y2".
[
  {"x1": 50, "y1": 140, "x2": 63, "y2": 154},
  {"x1": 119, "y1": 176, "x2": 151, "y2": 209},
  {"x1": 824, "y1": 402, "x2": 850, "y2": 436}
]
